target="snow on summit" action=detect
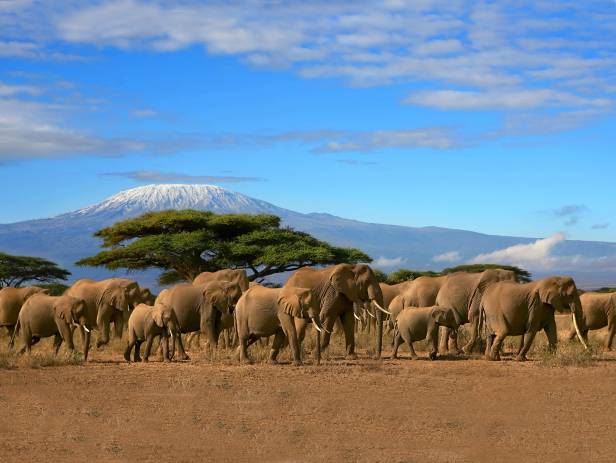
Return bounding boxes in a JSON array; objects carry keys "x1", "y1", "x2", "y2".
[{"x1": 63, "y1": 184, "x2": 285, "y2": 219}]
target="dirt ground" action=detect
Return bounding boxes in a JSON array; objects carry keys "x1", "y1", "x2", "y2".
[{"x1": 1, "y1": 321, "x2": 616, "y2": 463}]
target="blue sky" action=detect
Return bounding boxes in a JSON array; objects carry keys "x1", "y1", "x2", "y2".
[{"x1": 1, "y1": 0, "x2": 615, "y2": 242}]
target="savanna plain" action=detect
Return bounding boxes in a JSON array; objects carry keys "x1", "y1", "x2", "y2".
[{"x1": 1, "y1": 317, "x2": 615, "y2": 463}]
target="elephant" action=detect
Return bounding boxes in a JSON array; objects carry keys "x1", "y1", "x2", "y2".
[
  {"x1": 392, "y1": 306, "x2": 462, "y2": 360},
  {"x1": 64, "y1": 278, "x2": 134, "y2": 348},
  {"x1": 124, "y1": 303, "x2": 181, "y2": 362},
  {"x1": 566, "y1": 292, "x2": 616, "y2": 349},
  {"x1": 436, "y1": 269, "x2": 517, "y2": 355},
  {"x1": 380, "y1": 279, "x2": 415, "y2": 308},
  {"x1": 10, "y1": 293, "x2": 91, "y2": 359},
  {"x1": 155, "y1": 280, "x2": 242, "y2": 360},
  {"x1": 139, "y1": 288, "x2": 157, "y2": 305},
  {"x1": 235, "y1": 285, "x2": 325, "y2": 365},
  {"x1": 482, "y1": 276, "x2": 586, "y2": 361},
  {"x1": 192, "y1": 269, "x2": 250, "y2": 347},
  {"x1": 285, "y1": 263, "x2": 387, "y2": 359},
  {"x1": 193, "y1": 269, "x2": 250, "y2": 291},
  {"x1": 0, "y1": 286, "x2": 49, "y2": 340}
]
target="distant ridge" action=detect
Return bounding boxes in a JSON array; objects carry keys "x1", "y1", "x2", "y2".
[{"x1": 1, "y1": 184, "x2": 616, "y2": 289}]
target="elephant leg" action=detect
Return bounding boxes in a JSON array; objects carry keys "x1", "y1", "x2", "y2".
[
  {"x1": 124, "y1": 341, "x2": 134, "y2": 362},
  {"x1": 134, "y1": 340, "x2": 142, "y2": 362},
  {"x1": 544, "y1": 320, "x2": 557, "y2": 353},
  {"x1": 174, "y1": 333, "x2": 190, "y2": 361},
  {"x1": 314, "y1": 328, "x2": 321, "y2": 366},
  {"x1": 438, "y1": 326, "x2": 449, "y2": 354},
  {"x1": 606, "y1": 320, "x2": 616, "y2": 351},
  {"x1": 239, "y1": 334, "x2": 252, "y2": 364},
  {"x1": 392, "y1": 334, "x2": 402, "y2": 359},
  {"x1": 280, "y1": 314, "x2": 302, "y2": 366},
  {"x1": 161, "y1": 336, "x2": 170, "y2": 362},
  {"x1": 446, "y1": 327, "x2": 462, "y2": 355},
  {"x1": 408, "y1": 341, "x2": 419, "y2": 360},
  {"x1": 143, "y1": 335, "x2": 155, "y2": 362},
  {"x1": 462, "y1": 315, "x2": 479, "y2": 354},
  {"x1": 112, "y1": 311, "x2": 124, "y2": 339},
  {"x1": 516, "y1": 330, "x2": 538, "y2": 361},
  {"x1": 268, "y1": 330, "x2": 286, "y2": 364},
  {"x1": 427, "y1": 326, "x2": 439, "y2": 360},
  {"x1": 52, "y1": 334, "x2": 63, "y2": 356},
  {"x1": 96, "y1": 318, "x2": 111, "y2": 348},
  {"x1": 341, "y1": 312, "x2": 357, "y2": 360},
  {"x1": 486, "y1": 333, "x2": 506, "y2": 361},
  {"x1": 58, "y1": 321, "x2": 74, "y2": 352}
]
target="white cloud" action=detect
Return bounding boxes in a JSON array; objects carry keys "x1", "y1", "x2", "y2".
[
  {"x1": 131, "y1": 108, "x2": 157, "y2": 118},
  {"x1": 0, "y1": 82, "x2": 40, "y2": 96},
  {"x1": 404, "y1": 89, "x2": 610, "y2": 111},
  {"x1": 433, "y1": 251, "x2": 461, "y2": 263},
  {"x1": 100, "y1": 170, "x2": 265, "y2": 184},
  {"x1": 469, "y1": 233, "x2": 566, "y2": 269},
  {"x1": 374, "y1": 256, "x2": 407, "y2": 267}
]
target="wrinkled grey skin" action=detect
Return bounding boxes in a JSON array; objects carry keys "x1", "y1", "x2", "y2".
[
  {"x1": 0, "y1": 286, "x2": 49, "y2": 340},
  {"x1": 482, "y1": 276, "x2": 584, "y2": 361},
  {"x1": 124, "y1": 303, "x2": 181, "y2": 362},
  {"x1": 392, "y1": 306, "x2": 461, "y2": 360},
  {"x1": 11, "y1": 294, "x2": 91, "y2": 359},
  {"x1": 235, "y1": 285, "x2": 324, "y2": 366}
]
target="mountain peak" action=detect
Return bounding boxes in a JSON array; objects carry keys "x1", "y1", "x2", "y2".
[{"x1": 62, "y1": 183, "x2": 286, "y2": 219}]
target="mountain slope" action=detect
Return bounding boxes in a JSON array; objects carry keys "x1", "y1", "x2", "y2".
[{"x1": 1, "y1": 184, "x2": 615, "y2": 289}]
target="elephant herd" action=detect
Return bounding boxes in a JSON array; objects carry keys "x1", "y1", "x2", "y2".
[{"x1": 0, "y1": 263, "x2": 614, "y2": 365}]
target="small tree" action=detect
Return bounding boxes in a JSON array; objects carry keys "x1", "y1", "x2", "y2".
[
  {"x1": 442, "y1": 264, "x2": 532, "y2": 283},
  {"x1": 77, "y1": 210, "x2": 371, "y2": 285},
  {"x1": 0, "y1": 252, "x2": 70, "y2": 288},
  {"x1": 386, "y1": 268, "x2": 441, "y2": 284}
]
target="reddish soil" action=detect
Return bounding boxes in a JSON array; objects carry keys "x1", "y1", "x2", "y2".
[{"x1": 1, "y1": 344, "x2": 615, "y2": 463}]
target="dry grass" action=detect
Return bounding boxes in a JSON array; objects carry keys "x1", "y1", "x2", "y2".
[{"x1": 0, "y1": 314, "x2": 611, "y2": 369}]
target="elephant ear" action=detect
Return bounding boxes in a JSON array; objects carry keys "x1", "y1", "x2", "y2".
[
  {"x1": 537, "y1": 280, "x2": 560, "y2": 305},
  {"x1": 54, "y1": 300, "x2": 73, "y2": 324},
  {"x1": 278, "y1": 291, "x2": 304, "y2": 318},
  {"x1": 152, "y1": 306, "x2": 164, "y2": 328}
]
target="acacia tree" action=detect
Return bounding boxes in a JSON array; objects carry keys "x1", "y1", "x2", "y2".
[
  {"x1": 77, "y1": 210, "x2": 371, "y2": 285},
  {"x1": 0, "y1": 252, "x2": 70, "y2": 288}
]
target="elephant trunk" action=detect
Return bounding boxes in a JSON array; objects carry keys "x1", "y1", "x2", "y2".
[
  {"x1": 83, "y1": 329, "x2": 91, "y2": 361},
  {"x1": 570, "y1": 299, "x2": 588, "y2": 350},
  {"x1": 368, "y1": 286, "x2": 385, "y2": 360}
]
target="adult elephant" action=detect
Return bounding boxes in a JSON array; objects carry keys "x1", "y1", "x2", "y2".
[
  {"x1": 65, "y1": 278, "x2": 137, "y2": 347},
  {"x1": 0, "y1": 286, "x2": 49, "y2": 340},
  {"x1": 193, "y1": 269, "x2": 249, "y2": 291},
  {"x1": 567, "y1": 292, "x2": 616, "y2": 349},
  {"x1": 10, "y1": 293, "x2": 91, "y2": 359},
  {"x1": 156, "y1": 280, "x2": 242, "y2": 360},
  {"x1": 436, "y1": 269, "x2": 517, "y2": 354},
  {"x1": 285, "y1": 263, "x2": 387, "y2": 359},
  {"x1": 192, "y1": 269, "x2": 249, "y2": 347},
  {"x1": 380, "y1": 280, "x2": 415, "y2": 308},
  {"x1": 483, "y1": 276, "x2": 586, "y2": 361},
  {"x1": 236, "y1": 285, "x2": 325, "y2": 365}
]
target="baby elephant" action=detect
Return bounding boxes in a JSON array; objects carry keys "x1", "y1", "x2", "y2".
[
  {"x1": 392, "y1": 306, "x2": 461, "y2": 360},
  {"x1": 11, "y1": 293, "x2": 91, "y2": 359},
  {"x1": 124, "y1": 303, "x2": 180, "y2": 362}
]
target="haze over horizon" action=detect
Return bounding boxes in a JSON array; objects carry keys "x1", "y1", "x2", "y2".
[{"x1": 1, "y1": 1, "x2": 616, "y2": 244}]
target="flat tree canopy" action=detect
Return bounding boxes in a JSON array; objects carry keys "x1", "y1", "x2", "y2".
[
  {"x1": 77, "y1": 210, "x2": 371, "y2": 285},
  {"x1": 0, "y1": 252, "x2": 71, "y2": 288}
]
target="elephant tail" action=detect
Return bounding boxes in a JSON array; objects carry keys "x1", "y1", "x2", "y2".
[{"x1": 9, "y1": 318, "x2": 20, "y2": 350}]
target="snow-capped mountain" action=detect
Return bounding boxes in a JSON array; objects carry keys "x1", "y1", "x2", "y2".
[{"x1": 1, "y1": 183, "x2": 616, "y2": 289}]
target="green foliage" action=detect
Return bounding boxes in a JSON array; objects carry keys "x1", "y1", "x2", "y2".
[
  {"x1": 372, "y1": 269, "x2": 388, "y2": 283},
  {"x1": 441, "y1": 264, "x2": 532, "y2": 283},
  {"x1": 78, "y1": 210, "x2": 371, "y2": 285},
  {"x1": 593, "y1": 287, "x2": 616, "y2": 293},
  {"x1": 386, "y1": 268, "x2": 440, "y2": 284},
  {"x1": 37, "y1": 283, "x2": 70, "y2": 296},
  {"x1": 0, "y1": 252, "x2": 70, "y2": 288},
  {"x1": 379, "y1": 264, "x2": 532, "y2": 285}
]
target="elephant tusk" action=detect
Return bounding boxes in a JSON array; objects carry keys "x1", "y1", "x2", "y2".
[
  {"x1": 372, "y1": 300, "x2": 391, "y2": 315},
  {"x1": 571, "y1": 309, "x2": 588, "y2": 350},
  {"x1": 353, "y1": 313, "x2": 361, "y2": 321},
  {"x1": 366, "y1": 309, "x2": 376, "y2": 319},
  {"x1": 83, "y1": 326, "x2": 90, "y2": 333},
  {"x1": 311, "y1": 317, "x2": 323, "y2": 333}
]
